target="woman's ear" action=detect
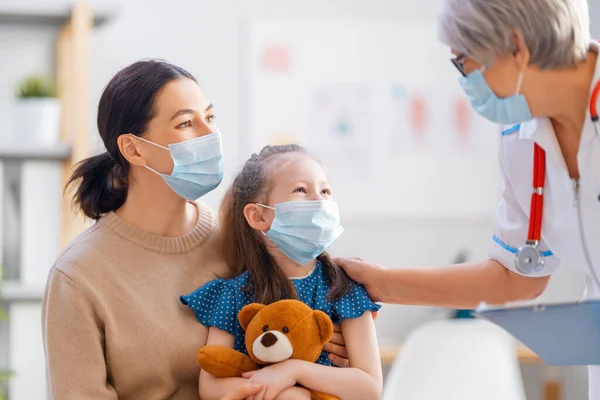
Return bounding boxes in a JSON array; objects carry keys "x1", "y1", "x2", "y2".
[
  {"x1": 243, "y1": 203, "x2": 272, "y2": 232},
  {"x1": 511, "y1": 30, "x2": 530, "y2": 71},
  {"x1": 117, "y1": 134, "x2": 147, "y2": 167}
]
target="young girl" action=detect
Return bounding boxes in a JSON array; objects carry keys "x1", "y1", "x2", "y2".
[{"x1": 181, "y1": 144, "x2": 382, "y2": 400}]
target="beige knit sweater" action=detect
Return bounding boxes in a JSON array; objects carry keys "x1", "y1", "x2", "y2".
[{"x1": 42, "y1": 202, "x2": 229, "y2": 399}]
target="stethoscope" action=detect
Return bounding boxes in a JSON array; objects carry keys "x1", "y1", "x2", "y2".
[
  {"x1": 515, "y1": 80, "x2": 600, "y2": 278},
  {"x1": 514, "y1": 142, "x2": 546, "y2": 274}
]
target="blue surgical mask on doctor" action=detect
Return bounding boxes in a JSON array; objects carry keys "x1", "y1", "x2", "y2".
[
  {"x1": 459, "y1": 68, "x2": 533, "y2": 124},
  {"x1": 131, "y1": 132, "x2": 224, "y2": 200},
  {"x1": 257, "y1": 200, "x2": 344, "y2": 266}
]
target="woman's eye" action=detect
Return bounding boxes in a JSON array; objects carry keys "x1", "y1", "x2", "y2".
[
  {"x1": 262, "y1": 325, "x2": 269, "y2": 332},
  {"x1": 321, "y1": 189, "x2": 332, "y2": 195},
  {"x1": 293, "y1": 187, "x2": 307, "y2": 194},
  {"x1": 177, "y1": 120, "x2": 192, "y2": 129},
  {"x1": 206, "y1": 114, "x2": 216, "y2": 123}
]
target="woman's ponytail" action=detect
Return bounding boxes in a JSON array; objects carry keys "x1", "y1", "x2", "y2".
[{"x1": 67, "y1": 152, "x2": 128, "y2": 220}]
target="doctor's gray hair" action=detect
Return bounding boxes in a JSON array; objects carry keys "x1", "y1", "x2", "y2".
[{"x1": 438, "y1": 0, "x2": 591, "y2": 69}]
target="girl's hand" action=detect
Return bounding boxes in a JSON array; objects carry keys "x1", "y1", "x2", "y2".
[
  {"x1": 242, "y1": 360, "x2": 299, "y2": 400},
  {"x1": 323, "y1": 323, "x2": 349, "y2": 368}
]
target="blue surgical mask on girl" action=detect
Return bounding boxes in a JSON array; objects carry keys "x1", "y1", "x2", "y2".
[
  {"x1": 459, "y1": 69, "x2": 533, "y2": 124},
  {"x1": 131, "y1": 132, "x2": 224, "y2": 200},
  {"x1": 257, "y1": 200, "x2": 344, "y2": 266}
]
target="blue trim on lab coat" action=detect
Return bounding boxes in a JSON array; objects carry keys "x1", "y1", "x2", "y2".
[
  {"x1": 492, "y1": 235, "x2": 553, "y2": 257},
  {"x1": 501, "y1": 124, "x2": 521, "y2": 136}
]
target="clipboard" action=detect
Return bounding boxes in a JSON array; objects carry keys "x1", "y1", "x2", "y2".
[{"x1": 474, "y1": 300, "x2": 600, "y2": 365}]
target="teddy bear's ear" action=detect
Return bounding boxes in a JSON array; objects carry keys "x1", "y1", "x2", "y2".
[
  {"x1": 313, "y1": 310, "x2": 334, "y2": 345},
  {"x1": 238, "y1": 303, "x2": 265, "y2": 331}
]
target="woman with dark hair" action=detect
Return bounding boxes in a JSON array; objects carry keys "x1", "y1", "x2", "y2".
[
  {"x1": 41, "y1": 59, "x2": 346, "y2": 400},
  {"x1": 41, "y1": 59, "x2": 228, "y2": 399}
]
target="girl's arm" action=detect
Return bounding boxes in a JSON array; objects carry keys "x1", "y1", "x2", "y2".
[
  {"x1": 199, "y1": 327, "x2": 250, "y2": 400},
  {"x1": 295, "y1": 311, "x2": 382, "y2": 400},
  {"x1": 244, "y1": 311, "x2": 382, "y2": 400}
]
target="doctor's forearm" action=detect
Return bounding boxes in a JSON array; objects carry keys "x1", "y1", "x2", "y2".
[{"x1": 379, "y1": 259, "x2": 550, "y2": 308}]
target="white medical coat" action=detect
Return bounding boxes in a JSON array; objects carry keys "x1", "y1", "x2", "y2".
[{"x1": 491, "y1": 45, "x2": 600, "y2": 398}]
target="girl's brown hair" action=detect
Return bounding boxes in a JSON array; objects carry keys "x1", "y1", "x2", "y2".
[{"x1": 220, "y1": 144, "x2": 351, "y2": 305}]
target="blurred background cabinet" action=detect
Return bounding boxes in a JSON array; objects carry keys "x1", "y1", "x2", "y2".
[{"x1": 0, "y1": 1, "x2": 115, "y2": 398}]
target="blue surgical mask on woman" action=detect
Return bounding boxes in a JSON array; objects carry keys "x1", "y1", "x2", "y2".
[
  {"x1": 257, "y1": 200, "x2": 344, "y2": 266},
  {"x1": 459, "y1": 69, "x2": 532, "y2": 124},
  {"x1": 131, "y1": 132, "x2": 224, "y2": 200}
]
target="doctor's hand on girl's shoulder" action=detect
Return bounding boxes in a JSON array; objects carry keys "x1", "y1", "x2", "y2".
[{"x1": 335, "y1": 257, "x2": 389, "y2": 303}]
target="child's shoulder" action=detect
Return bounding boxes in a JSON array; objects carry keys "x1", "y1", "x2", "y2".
[
  {"x1": 219, "y1": 270, "x2": 250, "y2": 289},
  {"x1": 205, "y1": 270, "x2": 250, "y2": 292},
  {"x1": 180, "y1": 271, "x2": 249, "y2": 305},
  {"x1": 313, "y1": 260, "x2": 368, "y2": 293},
  {"x1": 312, "y1": 260, "x2": 381, "y2": 321},
  {"x1": 180, "y1": 271, "x2": 251, "y2": 334}
]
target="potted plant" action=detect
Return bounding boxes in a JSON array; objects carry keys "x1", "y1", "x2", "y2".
[{"x1": 13, "y1": 75, "x2": 61, "y2": 145}]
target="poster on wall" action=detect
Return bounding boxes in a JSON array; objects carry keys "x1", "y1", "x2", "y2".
[
  {"x1": 308, "y1": 83, "x2": 378, "y2": 182},
  {"x1": 243, "y1": 18, "x2": 500, "y2": 217}
]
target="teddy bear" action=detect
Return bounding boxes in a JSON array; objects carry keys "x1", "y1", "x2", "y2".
[{"x1": 197, "y1": 299, "x2": 339, "y2": 400}]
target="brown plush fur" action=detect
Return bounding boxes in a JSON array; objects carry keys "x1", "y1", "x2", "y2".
[{"x1": 197, "y1": 299, "x2": 339, "y2": 400}]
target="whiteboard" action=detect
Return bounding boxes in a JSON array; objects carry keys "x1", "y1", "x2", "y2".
[{"x1": 242, "y1": 19, "x2": 501, "y2": 218}]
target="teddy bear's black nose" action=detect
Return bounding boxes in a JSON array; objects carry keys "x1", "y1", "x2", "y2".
[{"x1": 261, "y1": 332, "x2": 278, "y2": 347}]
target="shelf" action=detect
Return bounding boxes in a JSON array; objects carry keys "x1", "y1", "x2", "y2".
[
  {"x1": 1, "y1": 281, "x2": 45, "y2": 301},
  {"x1": 0, "y1": 1, "x2": 116, "y2": 27},
  {"x1": 0, "y1": 143, "x2": 71, "y2": 161}
]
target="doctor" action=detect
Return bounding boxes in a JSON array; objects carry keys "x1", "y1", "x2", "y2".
[{"x1": 336, "y1": 0, "x2": 600, "y2": 397}]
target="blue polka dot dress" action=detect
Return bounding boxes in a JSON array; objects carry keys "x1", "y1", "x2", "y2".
[{"x1": 180, "y1": 260, "x2": 381, "y2": 366}]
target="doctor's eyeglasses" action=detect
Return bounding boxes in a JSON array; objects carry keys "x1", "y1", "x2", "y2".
[{"x1": 451, "y1": 53, "x2": 467, "y2": 77}]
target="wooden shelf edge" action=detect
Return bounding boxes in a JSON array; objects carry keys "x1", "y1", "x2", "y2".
[
  {"x1": 0, "y1": 2, "x2": 117, "y2": 27},
  {"x1": 1, "y1": 281, "x2": 45, "y2": 301},
  {"x1": 0, "y1": 143, "x2": 72, "y2": 161}
]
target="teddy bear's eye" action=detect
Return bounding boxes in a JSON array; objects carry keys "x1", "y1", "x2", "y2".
[
  {"x1": 282, "y1": 327, "x2": 289, "y2": 334},
  {"x1": 262, "y1": 325, "x2": 269, "y2": 332}
]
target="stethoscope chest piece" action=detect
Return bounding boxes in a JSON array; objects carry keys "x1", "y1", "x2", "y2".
[{"x1": 515, "y1": 242, "x2": 545, "y2": 274}]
